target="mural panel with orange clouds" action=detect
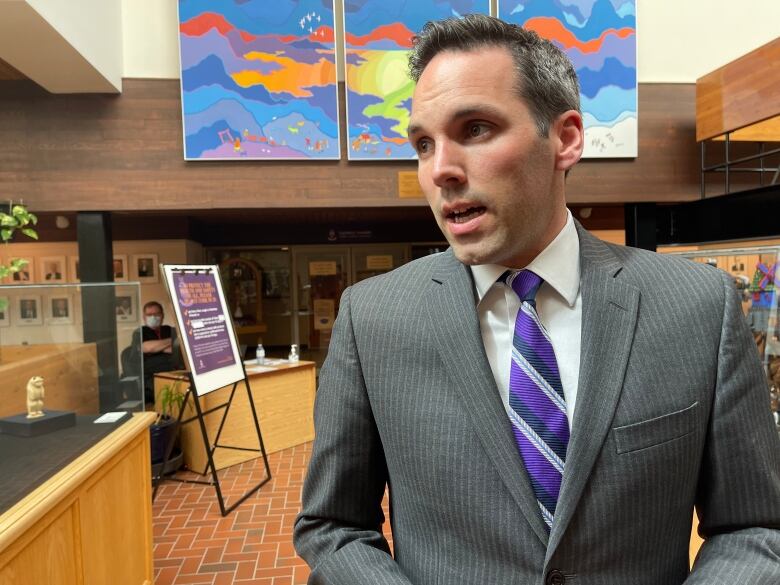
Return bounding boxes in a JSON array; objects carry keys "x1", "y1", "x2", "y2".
[
  {"x1": 343, "y1": 0, "x2": 490, "y2": 161},
  {"x1": 498, "y1": 0, "x2": 637, "y2": 158},
  {"x1": 179, "y1": 0, "x2": 340, "y2": 160}
]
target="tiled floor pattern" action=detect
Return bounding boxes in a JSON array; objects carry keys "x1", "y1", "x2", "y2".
[{"x1": 153, "y1": 441, "x2": 392, "y2": 584}]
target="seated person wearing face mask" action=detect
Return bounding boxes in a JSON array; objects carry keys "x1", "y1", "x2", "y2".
[{"x1": 132, "y1": 301, "x2": 179, "y2": 405}]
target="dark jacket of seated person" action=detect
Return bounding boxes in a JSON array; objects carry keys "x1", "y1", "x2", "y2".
[{"x1": 133, "y1": 301, "x2": 182, "y2": 404}]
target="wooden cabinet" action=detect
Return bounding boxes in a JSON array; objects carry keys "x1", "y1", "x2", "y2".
[{"x1": 0, "y1": 413, "x2": 156, "y2": 585}]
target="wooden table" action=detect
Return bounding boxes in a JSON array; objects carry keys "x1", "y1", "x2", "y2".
[
  {"x1": 154, "y1": 360, "x2": 316, "y2": 473},
  {"x1": 0, "y1": 344, "x2": 99, "y2": 419},
  {"x1": 0, "y1": 412, "x2": 156, "y2": 585}
]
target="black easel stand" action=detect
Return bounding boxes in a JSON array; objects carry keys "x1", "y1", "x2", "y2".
[
  {"x1": 151, "y1": 266, "x2": 271, "y2": 516},
  {"x1": 151, "y1": 367, "x2": 272, "y2": 516}
]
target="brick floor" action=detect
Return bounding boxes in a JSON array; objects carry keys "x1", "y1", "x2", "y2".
[{"x1": 153, "y1": 442, "x2": 392, "y2": 584}]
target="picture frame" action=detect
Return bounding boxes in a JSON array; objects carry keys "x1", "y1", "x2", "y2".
[
  {"x1": 69, "y1": 256, "x2": 80, "y2": 283},
  {"x1": 113, "y1": 254, "x2": 128, "y2": 282},
  {"x1": 17, "y1": 295, "x2": 43, "y2": 325},
  {"x1": 0, "y1": 296, "x2": 10, "y2": 327},
  {"x1": 132, "y1": 254, "x2": 159, "y2": 283},
  {"x1": 47, "y1": 294, "x2": 74, "y2": 324},
  {"x1": 115, "y1": 292, "x2": 137, "y2": 322},
  {"x1": 40, "y1": 255, "x2": 67, "y2": 283},
  {"x1": 10, "y1": 257, "x2": 34, "y2": 283}
]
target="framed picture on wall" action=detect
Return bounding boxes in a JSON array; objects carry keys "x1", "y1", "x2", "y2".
[
  {"x1": 115, "y1": 292, "x2": 137, "y2": 322},
  {"x1": 17, "y1": 295, "x2": 42, "y2": 325},
  {"x1": 113, "y1": 254, "x2": 128, "y2": 282},
  {"x1": 40, "y1": 255, "x2": 67, "y2": 283},
  {"x1": 0, "y1": 297, "x2": 10, "y2": 327},
  {"x1": 132, "y1": 254, "x2": 159, "y2": 283},
  {"x1": 69, "y1": 256, "x2": 80, "y2": 283},
  {"x1": 48, "y1": 294, "x2": 74, "y2": 324},
  {"x1": 10, "y1": 258, "x2": 34, "y2": 283}
]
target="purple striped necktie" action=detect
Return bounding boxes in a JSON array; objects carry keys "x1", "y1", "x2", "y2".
[{"x1": 503, "y1": 269, "x2": 569, "y2": 532}]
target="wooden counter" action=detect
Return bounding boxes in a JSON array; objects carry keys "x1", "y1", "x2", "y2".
[
  {"x1": 154, "y1": 360, "x2": 316, "y2": 473},
  {"x1": 0, "y1": 412, "x2": 156, "y2": 585},
  {"x1": 0, "y1": 344, "x2": 99, "y2": 419}
]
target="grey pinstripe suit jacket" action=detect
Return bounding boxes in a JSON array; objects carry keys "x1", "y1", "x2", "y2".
[{"x1": 294, "y1": 224, "x2": 780, "y2": 584}]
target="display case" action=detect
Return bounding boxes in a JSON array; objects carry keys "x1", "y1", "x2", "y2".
[
  {"x1": 672, "y1": 247, "x2": 780, "y2": 410},
  {"x1": 0, "y1": 282, "x2": 145, "y2": 420},
  {"x1": 0, "y1": 281, "x2": 147, "y2": 557}
]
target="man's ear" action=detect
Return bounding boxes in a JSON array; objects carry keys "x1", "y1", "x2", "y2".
[{"x1": 552, "y1": 110, "x2": 584, "y2": 172}]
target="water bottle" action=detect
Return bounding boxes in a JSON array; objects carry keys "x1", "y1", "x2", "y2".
[
  {"x1": 288, "y1": 344, "x2": 299, "y2": 363},
  {"x1": 255, "y1": 343, "x2": 265, "y2": 366}
]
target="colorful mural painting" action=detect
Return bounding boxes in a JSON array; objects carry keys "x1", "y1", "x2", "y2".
[
  {"x1": 343, "y1": 0, "x2": 491, "y2": 160},
  {"x1": 178, "y1": 0, "x2": 340, "y2": 160},
  {"x1": 498, "y1": 0, "x2": 637, "y2": 158}
]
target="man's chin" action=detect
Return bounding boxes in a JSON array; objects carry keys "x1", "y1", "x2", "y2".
[{"x1": 451, "y1": 245, "x2": 494, "y2": 266}]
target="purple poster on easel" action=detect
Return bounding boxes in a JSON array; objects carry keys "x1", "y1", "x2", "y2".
[
  {"x1": 164, "y1": 265, "x2": 245, "y2": 395},
  {"x1": 173, "y1": 271, "x2": 236, "y2": 375}
]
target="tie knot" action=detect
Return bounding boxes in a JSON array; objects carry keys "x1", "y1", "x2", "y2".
[{"x1": 502, "y1": 270, "x2": 543, "y2": 302}]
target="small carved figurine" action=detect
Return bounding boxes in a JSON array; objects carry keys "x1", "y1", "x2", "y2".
[{"x1": 26, "y1": 376, "x2": 45, "y2": 419}]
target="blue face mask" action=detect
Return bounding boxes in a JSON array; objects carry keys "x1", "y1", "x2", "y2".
[{"x1": 145, "y1": 315, "x2": 161, "y2": 328}]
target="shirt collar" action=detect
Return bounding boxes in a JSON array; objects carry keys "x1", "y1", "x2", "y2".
[{"x1": 470, "y1": 209, "x2": 580, "y2": 307}]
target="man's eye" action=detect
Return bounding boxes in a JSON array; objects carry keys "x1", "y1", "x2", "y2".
[
  {"x1": 468, "y1": 123, "x2": 488, "y2": 137},
  {"x1": 417, "y1": 139, "x2": 432, "y2": 154}
]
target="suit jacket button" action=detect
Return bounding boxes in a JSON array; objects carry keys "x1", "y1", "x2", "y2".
[{"x1": 546, "y1": 569, "x2": 566, "y2": 585}]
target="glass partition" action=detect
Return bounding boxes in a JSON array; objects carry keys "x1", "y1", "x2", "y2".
[{"x1": 0, "y1": 282, "x2": 144, "y2": 417}]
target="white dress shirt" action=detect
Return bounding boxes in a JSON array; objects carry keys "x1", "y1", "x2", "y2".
[{"x1": 470, "y1": 210, "x2": 582, "y2": 427}]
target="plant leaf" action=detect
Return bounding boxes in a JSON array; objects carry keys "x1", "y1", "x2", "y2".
[{"x1": 21, "y1": 228, "x2": 38, "y2": 240}]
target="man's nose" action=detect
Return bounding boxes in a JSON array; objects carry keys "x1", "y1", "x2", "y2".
[{"x1": 431, "y1": 141, "x2": 466, "y2": 188}]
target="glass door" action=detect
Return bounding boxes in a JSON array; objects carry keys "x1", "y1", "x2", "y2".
[
  {"x1": 292, "y1": 246, "x2": 351, "y2": 366},
  {"x1": 208, "y1": 247, "x2": 293, "y2": 359}
]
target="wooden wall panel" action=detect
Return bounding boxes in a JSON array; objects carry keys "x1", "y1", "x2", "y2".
[
  {"x1": 0, "y1": 80, "x2": 700, "y2": 212},
  {"x1": 696, "y1": 38, "x2": 780, "y2": 141}
]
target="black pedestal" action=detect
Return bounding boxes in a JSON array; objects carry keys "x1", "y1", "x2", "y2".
[{"x1": 0, "y1": 411, "x2": 77, "y2": 437}]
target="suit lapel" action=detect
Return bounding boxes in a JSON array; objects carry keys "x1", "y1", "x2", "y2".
[
  {"x1": 425, "y1": 250, "x2": 550, "y2": 545},
  {"x1": 546, "y1": 226, "x2": 640, "y2": 560}
]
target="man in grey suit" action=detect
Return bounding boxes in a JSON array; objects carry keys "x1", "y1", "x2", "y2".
[{"x1": 294, "y1": 14, "x2": 780, "y2": 585}]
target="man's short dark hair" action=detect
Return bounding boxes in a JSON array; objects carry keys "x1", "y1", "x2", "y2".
[
  {"x1": 143, "y1": 301, "x2": 163, "y2": 314},
  {"x1": 408, "y1": 14, "x2": 580, "y2": 137}
]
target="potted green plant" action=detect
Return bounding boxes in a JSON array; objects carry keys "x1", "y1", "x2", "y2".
[
  {"x1": 0, "y1": 201, "x2": 37, "y2": 285},
  {"x1": 150, "y1": 381, "x2": 186, "y2": 476},
  {"x1": 0, "y1": 202, "x2": 38, "y2": 363},
  {"x1": 0, "y1": 202, "x2": 38, "y2": 283}
]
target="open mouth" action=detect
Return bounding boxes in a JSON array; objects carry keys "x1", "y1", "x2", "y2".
[{"x1": 447, "y1": 206, "x2": 486, "y2": 223}]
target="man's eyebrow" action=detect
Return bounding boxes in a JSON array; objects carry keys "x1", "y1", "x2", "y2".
[
  {"x1": 407, "y1": 122, "x2": 423, "y2": 138},
  {"x1": 407, "y1": 104, "x2": 504, "y2": 138}
]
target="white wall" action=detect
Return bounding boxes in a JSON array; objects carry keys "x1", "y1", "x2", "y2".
[
  {"x1": 121, "y1": 0, "x2": 179, "y2": 80},
  {"x1": 28, "y1": 0, "x2": 124, "y2": 90},
  {"x1": 636, "y1": 0, "x2": 780, "y2": 82},
  {"x1": 122, "y1": 0, "x2": 780, "y2": 83}
]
